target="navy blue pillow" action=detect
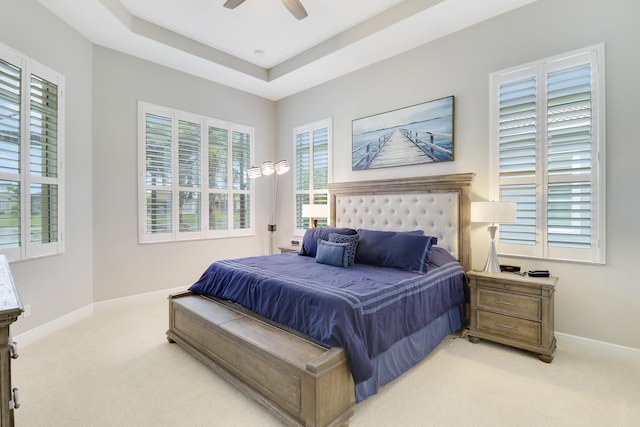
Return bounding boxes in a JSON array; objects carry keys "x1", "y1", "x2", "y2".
[
  {"x1": 354, "y1": 229, "x2": 423, "y2": 265},
  {"x1": 428, "y1": 246, "x2": 458, "y2": 267},
  {"x1": 355, "y1": 229, "x2": 437, "y2": 273},
  {"x1": 300, "y1": 227, "x2": 357, "y2": 258},
  {"x1": 328, "y1": 232, "x2": 359, "y2": 266},
  {"x1": 315, "y1": 240, "x2": 350, "y2": 268}
]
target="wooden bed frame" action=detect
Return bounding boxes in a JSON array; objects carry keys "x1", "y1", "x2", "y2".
[{"x1": 167, "y1": 173, "x2": 473, "y2": 427}]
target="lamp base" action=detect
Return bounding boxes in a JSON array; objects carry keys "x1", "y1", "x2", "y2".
[
  {"x1": 482, "y1": 225, "x2": 501, "y2": 273},
  {"x1": 482, "y1": 241, "x2": 501, "y2": 273}
]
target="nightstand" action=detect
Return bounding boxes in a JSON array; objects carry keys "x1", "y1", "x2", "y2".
[
  {"x1": 278, "y1": 245, "x2": 300, "y2": 254},
  {"x1": 467, "y1": 271, "x2": 557, "y2": 362}
]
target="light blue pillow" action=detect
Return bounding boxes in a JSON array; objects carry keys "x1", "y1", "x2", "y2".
[
  {"x1": 300, "y1": 227, "x2": 357, "y2": 258},
  {"x1": 328, "y1": 232, "x2": 359, "y2": 266},
  {"x1": 315, "y1": 240, "x2": 350, "y2": 268}
]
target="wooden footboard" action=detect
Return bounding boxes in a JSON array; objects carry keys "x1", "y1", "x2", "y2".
[{"x1": 167, "y1": 291, "x2": 355, "y2": 427}]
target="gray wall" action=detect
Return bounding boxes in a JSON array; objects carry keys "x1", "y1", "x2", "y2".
[
  {"x1": 4, "y1": 0, "x2": 639, "y2": 351},
  {"x1": 92, "y1": 47, "x2": 277, "y2": 301},
  {"x1": 1, "y1": 0, "x2": 94, "y2": 335},
  {"x1": 276, "y1": 0, "x2": 640, "y2": 349}
]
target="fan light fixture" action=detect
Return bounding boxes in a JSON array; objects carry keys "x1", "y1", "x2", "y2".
[{"x1": 223, "y1": 0, "x2": 308, "y2": 20}]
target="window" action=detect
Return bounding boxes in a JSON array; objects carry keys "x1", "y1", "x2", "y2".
[
  {"x1": 0, "y1": 43, "x2": 64, "y2": 262},
  {"x1": 293, "y1": 118, "x2": 332, "y2": 235},
  {"x1": 138, "y1": 102, "x2": 254, "y2": 243},
  {"x1": 490, "y1": 44, "x2": 605, "y2": 264}
]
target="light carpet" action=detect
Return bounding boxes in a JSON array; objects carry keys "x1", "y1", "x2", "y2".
[{"x1": 13, "y1": 294, "x2": 640, "y2": 426}]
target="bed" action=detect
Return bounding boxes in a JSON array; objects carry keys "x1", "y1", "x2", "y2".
[{"x1": 167, "y1": 173, "x2": 474, "y2": 427}]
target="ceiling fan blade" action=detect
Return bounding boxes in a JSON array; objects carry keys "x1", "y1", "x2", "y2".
[
  {"x1": 223, "y1": 0, "x2": 245, "y2": 9},
  {"x1": 281, "y1": 0, "x2": 308, "y2": 20}
]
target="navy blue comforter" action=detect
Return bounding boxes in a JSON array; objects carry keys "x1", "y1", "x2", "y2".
[{"x1": 189, "y1": 251, "x2": 466, "y2": 385}]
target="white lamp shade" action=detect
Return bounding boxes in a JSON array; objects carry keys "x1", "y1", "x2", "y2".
[
  {"x1": 275, "y1": 160, "x2": 290, "y2": 175},
  {"x1": 260, "y1": 160, "x2": 275, "y2": 176},
  {"x1": 471, "y1": 201, "x2": 517, "y2": 224},
  {"x1": 247, "y1": 166, "x2": 262, "y2": 179},
  {"x1": 302, "y1": 204, "x2": 329, "y2": 218}
]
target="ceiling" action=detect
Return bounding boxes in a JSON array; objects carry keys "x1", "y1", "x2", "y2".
[{"x1": 37, "y1": 0, "x2": 535, "y2": 100}]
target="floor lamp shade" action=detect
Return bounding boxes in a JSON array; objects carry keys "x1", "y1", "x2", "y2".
[
  {"x1": 471, "y1": 201, "x2": 517, "y2": 273},
  {"x1": 247, "y1": 160, "x2": 290, "y2": 254}
]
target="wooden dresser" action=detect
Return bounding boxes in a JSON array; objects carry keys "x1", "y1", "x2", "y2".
[
  {"x1": 467, "y1": 271, "x2": 557, "y2": 362},
  {"x1": 0, "y1": 255, "x2": 22, "y2": 426}
]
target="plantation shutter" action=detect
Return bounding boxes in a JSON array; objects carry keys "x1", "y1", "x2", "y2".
[
  {"x1": 295, "y1": 131, "x2": 311, "y2": 229},
  {"x1": 231, "y1": 130, "x2": 251, "y2": 230},
  {"x1": 177, "y1": 119, "x2": 201, "y2": 235},
  {"x1": 0, "y1": 59, "x2": 22, "y2": 250},
  {"x1": 497, "y1": 75, "x2": 538, "y2": 247},
  {"x1": 29, "y1": 74, "x2": 60, "y2": 247},
  {"x1": 208, "y1": 126, "x2": 229, "y2": 231},
  {"x1": 546, "y1": 63, "x2": 593, "y2": 249},
  {"x1": 294, "y1": 119, "x2": 331, "y2": 233},
  {"x1": 0, "y1": 47, "x2": 64, "y2": 261},
  {"x1": 140, "y1": 104, "x2": 255, "y2": 242},
  {"x1": 145, "y1": 113, "x2": 173, "y2": 236},
  {"x1": 312, "y1": 127, "x2": 329, "y2": 226},
  {"x1": 492, "y1": 45, "x2": 603, "y2": 263}
]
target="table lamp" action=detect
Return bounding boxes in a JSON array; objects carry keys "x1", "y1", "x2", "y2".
[
  {"x1": 301, "y1": 204, "x2": 328, "y2": 228},
  {"x1": 471, "y1": 201, "x2": 517, "y2": 273}
]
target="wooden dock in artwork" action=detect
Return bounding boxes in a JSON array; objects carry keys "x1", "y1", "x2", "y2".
[{"x1": 352, "y1": 128, "x2": 452, "y2": 169}]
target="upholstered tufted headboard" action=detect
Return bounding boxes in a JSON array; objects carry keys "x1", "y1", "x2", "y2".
[{"x1": 328, "y1": 173, "x2": 474, "y2": 272}]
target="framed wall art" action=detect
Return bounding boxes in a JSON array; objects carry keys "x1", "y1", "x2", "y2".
[{"x1": 352, "y1": 96, "x2": 454, "y2": 170}]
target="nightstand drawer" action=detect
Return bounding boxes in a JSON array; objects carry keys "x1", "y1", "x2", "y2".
[
  {"x1": 475, "y1": 279, "x2": 541, "y2": 296},
  {"x1": 477, "y1": 288, "x2": 541, "y2": 320},
  {"x1": 477, "y1": 311, "x2": 541, "y2": 344}
]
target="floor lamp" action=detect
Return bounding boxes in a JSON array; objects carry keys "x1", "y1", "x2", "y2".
[
  {"x1": 471, "y1": 201, "x2": 517, "y2": 273},
  {"x1": 248, "y1": 160, "x2": 290, "y2": 254}
]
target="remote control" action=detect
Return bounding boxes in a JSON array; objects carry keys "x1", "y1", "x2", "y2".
[{"x1": 528, "y1": 270, "x2": 550, "y2": 277}]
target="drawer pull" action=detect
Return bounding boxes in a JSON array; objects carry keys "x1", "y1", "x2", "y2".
[
  {"x1": 495, "y1": 299, "x2": 518, "y2": 307},
  {"x1": 8, "y1": 336, "x2": 18, "y2": 359},
  {"x1": 10, "y1": 388, "x2": 20, "y2": 410},
  {"x1": 495, "y1": 322, "x2": 518, "y2": 331}
]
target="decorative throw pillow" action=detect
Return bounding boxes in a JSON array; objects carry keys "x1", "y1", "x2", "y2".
[
  {"x1": 328, "y1": 232, "x2": 359, "y2": 266},
  {"x1": 355, "y1": 229, "x2": 437, "y2": 274},
  {"x1": 300, "y1": 227, "x2": 357, "y2": 258},
  {"x1": 315, "y1": 240, "x2": 350, "y2": 268},
  {"x1": 354, "y1": 229, "x2": 424, "y2": 265}
]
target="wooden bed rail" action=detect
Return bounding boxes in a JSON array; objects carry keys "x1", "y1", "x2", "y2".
[{"x1": 167, "y1": 292, "x2": 355, "y2": 427}]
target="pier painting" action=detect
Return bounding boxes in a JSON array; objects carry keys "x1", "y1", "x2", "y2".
[{"x1": 352, "y1": 96, "x2": 453, "y2": 170}]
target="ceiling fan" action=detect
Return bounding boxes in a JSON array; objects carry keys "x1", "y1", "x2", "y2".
[{"x1": 223, "y1": 0, "x2": 308, "y2": 20}]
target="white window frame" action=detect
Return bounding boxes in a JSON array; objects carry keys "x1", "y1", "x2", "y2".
[
  {"x1": 0, "y1": 43, "x2": 65, "y2": 262},
  {"x1": 293, "y1": 118, "x2": 332, "y2": 236},
  {"x1": 489, "y1": 44, "x2": 606, "y2": 264},
  {"x1": 138, "y1": 102, "x2": 255, "y2": 243}
]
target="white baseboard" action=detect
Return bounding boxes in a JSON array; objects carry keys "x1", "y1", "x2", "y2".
[
  {"x1": 556, "y1": 332, "x2": 640, "y2": 360},
  {"x1": 15, "y1": 304, "x2": 94, "y2": 348},
  {"x1": 15, "y1": 286, "x2": 187, "y2": 347},
  {"x1": 93, "y1": 286, "x2": 186, "y2": 313}
]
